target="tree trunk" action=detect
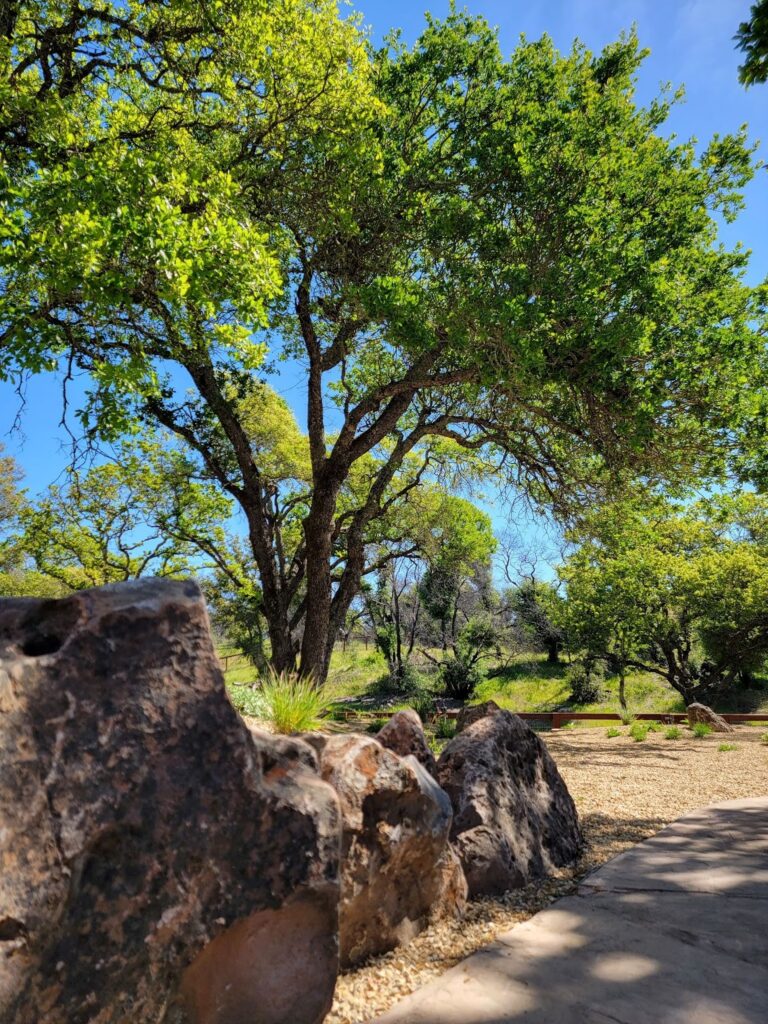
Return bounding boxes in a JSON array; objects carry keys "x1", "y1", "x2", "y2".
[
  {"x1": 546, "y1": 639, "x2": 560, "y2": 664},
  {"x1": 618, "y1": 669, "x2": 627, "y2": 711}
]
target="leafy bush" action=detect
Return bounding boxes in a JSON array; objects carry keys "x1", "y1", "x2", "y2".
[
  {"x1": 629, "y1": 722, "x2": 649, "y2": 742},
  {"x1": 411, "y1": 690, "x2": 436, "y2": 723},
  {"x1": 692, "y1": 722, "x2": 713, "y2": 739},
  {"x1": 664, "y1": 726, "x2": 681, "y2": 740},
  {"x1": 564, "y1": 660, "x2": 604, "y2": 704},
  {"x1": 435, "y1": 716, "x2": 458, "y2": 740},
  {"x1": 718, "y1": 742, "x2": 738, "y2": 752},
  {"x1": 606, "y1": 726, "x2": 621, "y2": 738},
  {"x1": 256, "y1": 670, "x2": 326, "y2": 734},
  {"x1": 439, "y1": 656, "x2": 482, "y2": 700}
]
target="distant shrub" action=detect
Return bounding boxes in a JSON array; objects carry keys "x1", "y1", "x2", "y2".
[
  {"x1": 629, "y1": 722, "x2": 649, "y2": 742},
  {"x1": 664, "y1": 726, "x2": 681, "y2": 740},
  {"x1": 692, "y1": 722, "x2": 713, "y2": 739},
  {"x1": 718, "y1": 743, "x2": 738, "y2": 752},
  {"x1": 565, "y1": 661, "x2": 604, "y2": 704},
  {"x1": 606, "y1": 726, "x2": 621, "y2": 738},
  {"x1": 435, "y1": 716, "x2": 458, "y2": 740},
  {"x1": 411, "y1": 690, "x2": 436, "y2": 723},
  {"x1": 257, "y1": 670, "x2": 326, "y2": 734},
  {"x1": 439, "y1": 656, "x2": 482, "y2": 701}
]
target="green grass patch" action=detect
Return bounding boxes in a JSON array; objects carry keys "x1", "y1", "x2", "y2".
[
  {"x1": 664, "y1": 726, "x2": 681, "y2": 740},
  {"x1": 629, "y1": 721, "x2": 650, "y2": 742},
  {"x1": 605, "y1": 726, "x2": 621, "y2": 738},
  {"x1": 718, "y1": 742, "x2": 738, "y2": 752},
  {"x1": 692, "y1": 722, "x2": 713, "y2": 739}
]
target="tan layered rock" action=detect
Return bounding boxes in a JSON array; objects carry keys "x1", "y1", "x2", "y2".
[
  {"x1": 687, "y1": 702, "x2": 735, "y2": 733},
  {"x1": 0, "y1": 579, "x2": 340, "y2": 1024},
  {"x1": 316, "y1": 734, "x2": 466, "y2": 967},
  {"x1": 376, "y1": 709, "x2": 438, "y2": 776},
  {"x1": 438, "y1": 709, "x2": 582, "y2": 898}
]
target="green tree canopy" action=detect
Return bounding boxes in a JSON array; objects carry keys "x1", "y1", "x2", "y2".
[
  {"x1": 2, "y1": 5, "x2": 765, "y2": 683},
  {"x1": 561, "y1": 492, "x2": 768, "y2": 704},
  {"x1": 736, "y1": 1, "x2": 768, "y2": 85}
]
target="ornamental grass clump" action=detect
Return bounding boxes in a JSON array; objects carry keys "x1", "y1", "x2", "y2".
[
  {"x1": 664, "y1": 726, "x2": 681, "y2": 740},
  {"x1": 256, "y1": 670, "x2": 326, "y2": 734},
  {"x1": 606, "y1": 726, "x2": 621, "y2": 738},
  {"x1": 692, "y1": 722, "x2": 713, "y2": 739}
]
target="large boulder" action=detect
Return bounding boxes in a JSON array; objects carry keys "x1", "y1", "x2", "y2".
[
  {"x1": 437, "y1": 709, "x2": 582, "y2": 898},
  {"x1": 315, "y1": 734, "x2": 466, "y2": 967},
  {"x1": 456, "y1": 700, "x2": 502, "y2": 733},
  {"x1": 0, "y1": 579, "x2": 340, "y2": 1024},
  {"x1": 376, "y1": 709, "x2": 438, "y2": 776},
  {"x1": 687, "y1": 702, "x2": 735, "y2": 733}
]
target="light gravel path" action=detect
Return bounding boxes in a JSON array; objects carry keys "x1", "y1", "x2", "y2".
[
  {"x1": 374, "y1": 796, "x2": 768, "y2": 1024},
  {"x1": 328, "y1": 728, "x2": 768, "y2": 1024}
]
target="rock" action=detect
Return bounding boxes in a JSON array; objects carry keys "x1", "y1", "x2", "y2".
[
  {"x1": 0, "y1": 579, "x2": 340, "y2": 1024},
  {"x1": 456, "y1": 700, "x2": 502, "y2": 732},
  {"x1": 687, "y1": 702, "x2": 735, "y2": 733},
  {"x1": 377, "y1": 709, "x2": 438, "y2": 776},
  {"x1": 317, "y1": 734, "x2": 465, "y2": 967},
  {"x1": 437, "y1": 710, "x2": 582, "y2": 898}
]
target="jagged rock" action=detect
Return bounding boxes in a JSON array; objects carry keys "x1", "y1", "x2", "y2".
[
  {"x1": 687, "y1": 702, "x2": 735, "y2": 733},
  {"x1": 377, "y1": 709, "x2": 438, "y2": 776},
  {"x1": 316, "y1": 734, "x2": 466, "y2": 967},
  {"x1": 437, "y1": 710, "x2": 582, "y2": 898},
  {"x1": 0, "y1": 579, "x2": 340, "y2": 1024},
  {"x1": 456, "y1": 700, "x2": 502, "y2": 732}
]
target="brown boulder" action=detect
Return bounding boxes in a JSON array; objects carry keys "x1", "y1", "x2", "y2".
[
  {"x1": 0, "y1": 579, "x2": 340, "y2": 1024},
  {"x1": 687, "y1": 702, "x2": 735, "y2": 733},
  {"x1": 456, "y1": 700, "x2": 502, "y2": 732},
  {"x1": 437, "y1": 710, "x2": 582, "y2": 898},
  {"x1": 316, "y1": 734, "x2": 465, "y2": 967},
  {"x1": 377, "y1": 709, "x2": 438, "y2": 776}
]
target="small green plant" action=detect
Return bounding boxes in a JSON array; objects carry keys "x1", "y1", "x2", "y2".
[
  {"x1": 718, "y1": 742, "x2": 738, "y2": 752},
  {"x1": 646, "y1": 720, "x2": 662, "y2": 732},
  {"x1": 629, "y1": 721, "x2": 649, "y2": 742},
  {"x1": 411, "y1": 690, "x2": 436, "y2": 723},
  {"x1": 606, "y1": 726, "x2": 621, "y2": 738},
  {"x1": 692, "y1": 722, "x2": 713, "y2": 739},
  {"x1": 761, "y1": 732, "x2": 768, "y2": 746},
  {"x1": 434, "y1": 716, "x2": 458, "y2": 740},
  {"x1": 618, "y1": 708, "x2": 636, "y2": 726},
  {"x1": 256, "y1": 670, "x2": 326, "y2": 734},
  {"x1": 366, "y1": 717, "x2": 388, "y2": 734},
  {"x1": 664, "y1": 726, "x2": 681, "y2": 740}
]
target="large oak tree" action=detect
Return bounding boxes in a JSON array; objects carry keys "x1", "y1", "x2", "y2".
[{"x1": 2, "y1": 4, "x2": 765, "y2": 682}]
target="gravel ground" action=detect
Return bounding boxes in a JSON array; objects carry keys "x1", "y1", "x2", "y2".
[{"x1": 327, "y1": 726, "x2": 768, "y2": 1024}]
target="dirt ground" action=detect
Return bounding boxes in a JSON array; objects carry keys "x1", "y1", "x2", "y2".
[{"x1": 328, "y1": 726, "x2": 768, "y2": 1024}]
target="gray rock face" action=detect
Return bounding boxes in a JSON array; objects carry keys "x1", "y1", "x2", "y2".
[
  {"x1": 0, "y1": 579, "x2": 340, "y2": 1024},
  {"x1": 316, "y1": 734, "x2": 466, "y2": 967},
  {"x1": 687, "y1": 702, "x2": 735, "y2": 733},
  {"x1": 377, "y1": 709, "x2": 438, "y2": 776},
  {"x1": 437, "y1": 709, "x2": 582, "y2": 898}
]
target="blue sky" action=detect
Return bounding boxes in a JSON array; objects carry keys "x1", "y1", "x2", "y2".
[{"x1": 2, "y1": 0, "x2": 766, "y2": 563}]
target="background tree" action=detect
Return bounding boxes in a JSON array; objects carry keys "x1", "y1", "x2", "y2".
[
  {"x1": 3, "y1": 7, "x2": 765, "y2": 684},
  {"x1": 561, "y1": 493, "x2": 768, "y2": 705},
  {"x1": 509, "y1": 579, "x2": 566, "y2": 664},
  {"x1": 736, "y1": 0, "x2": 768, "y2": 85}
]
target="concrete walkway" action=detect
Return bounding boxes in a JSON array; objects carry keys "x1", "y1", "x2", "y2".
[{"x1": 375, "y1": 797, "x2": 768, "y2": 1024}]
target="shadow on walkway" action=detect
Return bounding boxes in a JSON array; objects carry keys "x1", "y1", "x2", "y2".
[{"x1": 375, "y1": 799, "x2": 768, "y2": 1024}]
